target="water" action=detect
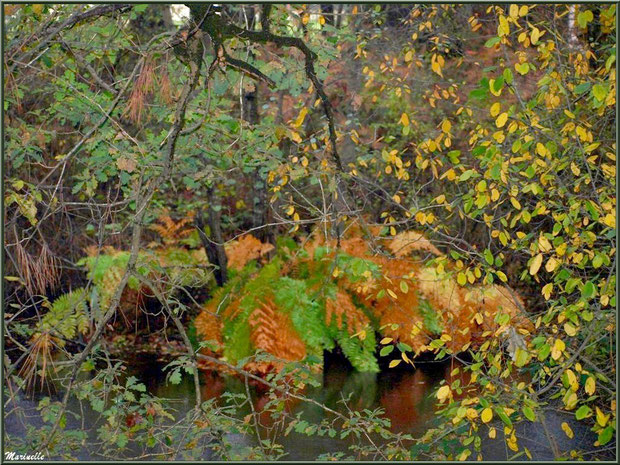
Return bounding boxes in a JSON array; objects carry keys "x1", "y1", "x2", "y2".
[{"x1": 4, "y1": 353, "x2": 611, "y2": 461}]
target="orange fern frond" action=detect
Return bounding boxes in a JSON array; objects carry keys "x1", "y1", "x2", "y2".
[
  {"x1": 326, "y1": 290, "x2": 370, "y2": 335},
  {"x1": 150, "y1": 211, "x2": 195, "y2": 245},
  {"x1": 386, "y1": 231, "x2": 442, "y2": 258},
  {"x1": 247, "y1": 297, "x2": 307, "y2": 373},
  {"x1": 225, "y1": 235, "x2": 274, "y2": 271},
  {"x1": 194, "y1": 308, "x2": 223, "y2": 351}
]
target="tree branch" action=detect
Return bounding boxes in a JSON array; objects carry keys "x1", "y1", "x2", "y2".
[{"x1": 7, "y1": 4, "x2": 132, "y2": 74}]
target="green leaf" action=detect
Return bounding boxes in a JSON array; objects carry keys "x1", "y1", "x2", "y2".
[
  {"x1": 459, "y1": 170, "x2": 476, "y2": 181},
  {"x1": 592, "y1": 84, "x2": 608, "y2": 102},
  {"x1": 485, "y1": 37, "x2": 501, "y2": 48},
  {"x1": 497, "y1": 409, "x2": 513, "y2": 428},
  {"x1": 581, "y1": 281, "x2": 596, "y2": 300},
  {"x1": 514, "y1": 347, "x2": 529, "y2": 367},
  {"x1": 575, "y1": 405, "x2": 592, "y2": 420},
  {"x1": 169, "y1": 370, "x2": 182, "y2": 385},
  {"x1": 483, "y1": 249, "x2": 494, "y2": 265},
  {"x1": 523, "y1": 406, "x2": 536, "y2": 422},
  {"x1": 397, "y1": 342, "x2": 412, "y2": 352},
  {"x1": 491, "y1": 76, "x2": 504, "y2": 93},
  {"x1": 574, "y1": 82, "x2": 591, "y2": 95},
  {"x1": 577, "y1": 10, "x2": 593, "y2": 29},
  {"x1": 380, "y1": 345, "x2": 394, "y2": 357},
  {"x1": 117, "y1": 433, "x2": 129, "y2": 448},
  {"x1": 538, "y1": 343, "x2": 550, "y2": 361},
  {"x1": 598, "y1": 426, "x2": 614, "y2": 445}
]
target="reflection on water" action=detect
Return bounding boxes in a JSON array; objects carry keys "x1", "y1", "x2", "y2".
[
  {"x1": 4, "y1": 353, "x2": 446, "y2": 460},
  {"x1": 4, "y1": 353, "x2": 607, "y2": 461}
]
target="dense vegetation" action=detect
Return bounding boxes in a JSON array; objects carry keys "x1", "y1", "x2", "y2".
[{"x1": 3, "y1": 3, "x2": 616, "y2": 461}]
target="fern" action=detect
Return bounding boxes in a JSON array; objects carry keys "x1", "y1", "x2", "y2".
[
  {"x1": 418, "y1": 297, "x2": 443, "y2": 335},
  {"x1": 36, "y1": 288, "x2": 89, "y2": 343},
  {"x1": 334, "y1": 329, "x2": 379, "y2": 373},
  {"x1": 221, "y1": 261, "x2": 282, "y2": 364},
  {"x1": 78, "y1": 246, "x2": 212, "y2": 312},
  {"x1": 274, "y1": 277, "x2": 334, "y2": 354},
  {"x1": 222, "y1": 311, "x2": 254, "y2": 363},
  {"x1": 194, "y1": 229, "x2": 532, "y2": 375}
]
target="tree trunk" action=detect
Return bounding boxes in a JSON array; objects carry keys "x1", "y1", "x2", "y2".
[
  {"x1": 241, "y1": 6, "x2": 274, "y2": 245},
  {"x1": 568, "y1": 5, "x2": 579, "y2": 50},
  {"x1": 196, "y1": 188, "x2": 228, "y2": 287}
]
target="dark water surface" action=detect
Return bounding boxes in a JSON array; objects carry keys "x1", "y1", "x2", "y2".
[{"x1": 4, "y1": 354, "x2": 610, "y2": 461}]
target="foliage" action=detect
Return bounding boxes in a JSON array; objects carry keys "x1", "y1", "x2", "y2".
[
  {"x1": 196, "y1": 231, "x2": 532, "y2": 374},
  {"x1": 35, "y1": 288, "x2": 89, "y2": 343},
  {"x1": 3, "y1": 3, "x2": 616, "y2": 461}
]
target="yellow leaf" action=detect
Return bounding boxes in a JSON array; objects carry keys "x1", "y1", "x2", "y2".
[
  {"x1": 481, "y1": 407, "x2": 493, "y2": 423},
  {"x1": 399, "y1": 112, "x2": 410, "y2": 126},
  {"x1": 596, "y1": 407, "x2": 609, "y2": 427},
  {"x1": 442, "y1": 120, "x2": 452, "y2": 133},
  {"x1": 498, "y1": 15, "x2": 510, "y2": 36},
  {"x1": 389, "y1": 359, "x2": 401, "y2": 368},
  {"x1": 538, "y1": 235, "x2": 552, "y2": 252},
  {"x1": 466, "y1": 408, "x2": 478, "y2": 420},
  {"x1": 509, "y1": 196, "x2": 521, "y2": 210},
  {"x1": 542, "y1": 283, "x2": 553, "y2": 300},
  {"x1": 457, "y1": 272, "x2": 467, "y2": 286},
  {"x1": 561, "y1": 422, "x2": 574, "y2": 439},
  {"x1": 519, "y1": 5, "x2": 529, "y2": 16},
  {"x1": 545, "y1": 257, "x2": 559, "y2": 273},
  {"x1": 601, "y1": 213, "x2": 615, "y2": 228},
  {"x1": 551, "y1": 338, "x2": 565, "y2": 360},
  {"x1": 488, "y1": 427, "x2": 496, "y2": 439},
  {"x1": 536, "y1": 142, "x2": 547, "y2": 157},
  {"x1": 380, "y1": 337, "x2": 393, "y2": 345},
  {"x1": 530, "y1": 27, "x2": 540, "y2": 45},
  {"x1": 566, "y1": 369, "x2": 578, "y2": 390},
  {"x1": 286, "y1": 205, "x2": 295, "y2": 215},
  {"x1": 495, "y1": 112, "x2": 508, "y2": 128},
  {"x1": 585, "y1": 377, "x2": 596, "y2": 395},
  {"x1": 437, "y1": 385, "x2": 451, "y2": 402},
  {"x1": 564, "y1": 323, "x2": 577, "y2": 337},
  {"x1": 292, "y1": 107, "x2": 308, "y2": 128},
  {"x1": 387, "y1": 288, "x2": 398, "y2": 299},
  {"x1": 490, "y1": 102, "x2": 501, "y2": 117},
  {"x1": 509, "y1": 4, "x2": 519, "y2": 18},
  {"x1": 529, "y1": 254, "x2": 543, "y2": 275}
]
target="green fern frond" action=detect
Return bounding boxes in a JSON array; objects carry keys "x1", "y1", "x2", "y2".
[
  {"x1": 335, "y1": 329, "x2": 379, "y2": 373},
  {"x1": 37, "y1": 288, "x2": 89, "y2": 343},
  {"x1": 274, "y1": 277, "x2": 334, "y2": 353}
]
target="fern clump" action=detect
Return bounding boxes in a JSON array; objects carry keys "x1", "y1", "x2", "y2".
[
  {"x1": 195, "y1": 231, "x2": 533, "y2": 375},
  {"x1": 78, "y1": 245, "x2": 212, "y2": 313}
]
